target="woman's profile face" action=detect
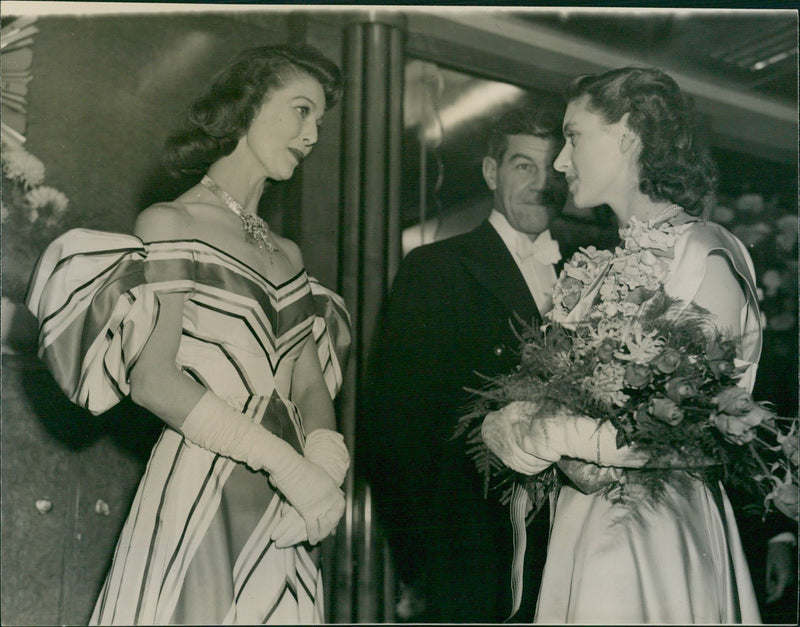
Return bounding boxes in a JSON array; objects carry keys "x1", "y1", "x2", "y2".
[
  {"x1": 554, "y1": 95, "x2": 631, "y2": 211},
  {"x1": 243, "y1": 72, "x2": 326, "y2": 181}
]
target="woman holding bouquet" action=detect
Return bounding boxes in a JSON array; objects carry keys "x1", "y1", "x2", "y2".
[
  {"x1": 26, "y1": 44, "x2": 350, "y2": 624},
  {"x1": 482, "y1": 67, "x2": 768, "y2": 623}
]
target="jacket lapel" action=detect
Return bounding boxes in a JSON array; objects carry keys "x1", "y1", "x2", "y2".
[{"x1": 458, "y1": 221, "x2": 540, "y2": 324}]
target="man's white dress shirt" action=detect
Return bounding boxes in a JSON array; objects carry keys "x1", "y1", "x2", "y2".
[{"x1": 488, "y1": 209, "x2": 561, "y2": 314}]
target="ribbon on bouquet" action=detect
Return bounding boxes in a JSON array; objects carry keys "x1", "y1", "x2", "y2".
[{"x1": 507, "y1": 482, "x2": 533, "y2": 620}]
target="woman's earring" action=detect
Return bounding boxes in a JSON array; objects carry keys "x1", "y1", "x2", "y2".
[{"x1": 620, "y1": 130, "x2": 636, "y2": 154}]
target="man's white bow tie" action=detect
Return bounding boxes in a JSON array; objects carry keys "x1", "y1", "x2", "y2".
[{"x1": 516, "y1": 230, "x2": 562, "y2": 266}]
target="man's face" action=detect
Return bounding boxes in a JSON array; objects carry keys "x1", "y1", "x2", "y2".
[{"x1": 482, "y1": 134, "x2": 560, "y2": 236}]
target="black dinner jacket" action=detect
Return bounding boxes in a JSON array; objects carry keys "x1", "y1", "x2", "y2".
[{"x1": 359, "y1": 220, "x2": 549, "y2": 622}]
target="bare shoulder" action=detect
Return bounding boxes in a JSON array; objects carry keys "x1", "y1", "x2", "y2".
[
  {"x1": 135, "y1": 202, "x2": 192, "y2": 242},
  {"x1": 273, "y1": 234, "x2": 303, "y2": 269}
]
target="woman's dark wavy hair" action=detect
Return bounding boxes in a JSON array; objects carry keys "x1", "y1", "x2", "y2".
[
  {"x1": 164, "y1": 44, "x2": 342, "y2": 176},
  {"x1": 564, "y1": 66, "x2": 717, "y2": 216}
]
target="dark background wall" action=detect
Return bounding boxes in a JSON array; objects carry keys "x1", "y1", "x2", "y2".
[{"x1": 27, "y1": 13, "x2": 287, "y2": 231}]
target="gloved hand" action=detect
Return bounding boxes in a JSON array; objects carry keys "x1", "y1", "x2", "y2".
[
  {"x1": 482, "y1": 401, "x2": 648, "y2": 475},
  {"x1": 271, "y1": 501, "x2": 309, "y2": 548},
  {"x1": 303, "y1": 428, "x2": 350, "y2": 486},
  {"x1": 271, "y1": 428, "x2": 350, "y2": 547},
  {"x1": 180, "y1": 391, "x2": 345, "y2": 545},
  {"x1": 546, "y1": 409, "x2": 648, "y2": 467},
  {"x1": 267, "y1": 438, "x2": 346, "y2": 545},
  {"x1": 557, "y1": 459, "x2": 623, "y2": 494},
  {"x1": 481, "y1": 401, "x2": 556, "y2": 474}
]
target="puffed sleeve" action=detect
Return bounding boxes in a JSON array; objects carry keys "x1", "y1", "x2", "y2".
[
  {"x1": 308, "y1": 276, "x2": 351, "y2": 400},
  {"x1": 26, "y1": 228, "x2": 195, "y2": 415}
]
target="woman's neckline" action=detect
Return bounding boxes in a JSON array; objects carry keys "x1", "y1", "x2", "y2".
[{"x1": 144, "y1": 236, "x2": 304, "y2": 288}]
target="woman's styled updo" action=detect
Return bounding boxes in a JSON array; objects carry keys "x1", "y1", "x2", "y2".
[
  {"x1": 164, "y1": 44, "x2": 342, "y2": 176},
  {"x1": 565, "y1": 66, "x2": 717, "y2": 216}
]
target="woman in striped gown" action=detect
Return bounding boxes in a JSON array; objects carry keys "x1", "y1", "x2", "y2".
[{"x1": 26, "y1": 44, "x2": 351, "y2": 625}]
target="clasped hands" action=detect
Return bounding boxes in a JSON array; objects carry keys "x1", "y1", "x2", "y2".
[
  {"x1": 481, "y1": 400, "x2": 724, "y2": 495},
  {"x1": 270, "y1": 428, "x2": 349, "y2": 548},
  {"x1": 481, "y1": 401, "x2": 648, "y2": 481},
  {"x1": 179, "y1": 391, "x2": 349, "y2": 549}
]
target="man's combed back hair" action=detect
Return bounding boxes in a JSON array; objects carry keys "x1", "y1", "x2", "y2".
[
  {"x1": 164, "y1": 44, "x2": 342, "y2": 176},
  {"x1": 486, "y1": 104, "x2": 564, "y2": 163},
  {"x1": 565, "y1": 66, "x2": 717, "y2": 216}
]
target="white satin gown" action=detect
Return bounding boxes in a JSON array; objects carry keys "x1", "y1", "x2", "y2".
[{"x1": 534, "y1": 222, "x2": 763, "y2": 624}]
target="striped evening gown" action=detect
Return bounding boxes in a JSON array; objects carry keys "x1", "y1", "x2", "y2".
[{"x1": 26, "y1": 229, "x2": 350, "y2": 625}]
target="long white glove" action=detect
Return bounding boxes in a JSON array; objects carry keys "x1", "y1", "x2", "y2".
[
  {"x1": 557, "y1": 459, "x2": 623, "y2": 494},
  {"x1": 481, "y1": 401, "x2": 648, "y2": 475},
  {"x1": 304, "y1": 428, "x2": 350, "y2": 486},
  {"x1": 181, "y1": 391, "x2": 345, "y2": 545},
  {"x1": 271, "y1": 428, "x2": 350, "y2": 547}
]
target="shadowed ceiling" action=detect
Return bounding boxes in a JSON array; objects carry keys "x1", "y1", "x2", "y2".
[
  {"x1": 514, "y1": 10, "x2": 797, "y2": 103},
  {"x1": 400, "y1": 9, "x2": 797, "y2": 228}
]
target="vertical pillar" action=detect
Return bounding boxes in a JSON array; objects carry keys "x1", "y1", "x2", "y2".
[{"x1": 333, "y1": 10, "x2": 405, "y2": 623}]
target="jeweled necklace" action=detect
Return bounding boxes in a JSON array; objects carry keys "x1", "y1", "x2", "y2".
[
  {"x1": 619, "y1": 204, "x2": 684, "y2": 241},
  {"x1": 201, "y1": 174, "x2": 278, "y2": 253},
  {"x1": 646, "y1": 203, "x2": 683, "y2": 227}
]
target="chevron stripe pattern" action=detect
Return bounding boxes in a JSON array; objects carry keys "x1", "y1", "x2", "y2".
[{"x1": 27, "y1": 230, "x2": 348, "y2": 624}]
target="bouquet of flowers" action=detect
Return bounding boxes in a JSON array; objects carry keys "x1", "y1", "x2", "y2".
[{"x1": 457, "y1": 216, "x2": 799, "y2": 522}]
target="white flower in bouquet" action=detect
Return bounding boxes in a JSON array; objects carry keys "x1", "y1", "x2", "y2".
[
  {"x1": 583, "y1": 361, "x2": 628, "y2": 407},
  {"x1": 615, "y1": 324, "x2": 665, "y2": 364},
  {"x1": 589, "y1": 317, "x2": 626, "y2": 343},
  {"x1": 623, "y1": 219, "x2": 682, "y2": 252},
  {"x1": 553, "y1": 246, "x2": 613, "y2": 318},
  {"x1": 2, "y1": 147, "x2": 46, "y2": 188}
]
